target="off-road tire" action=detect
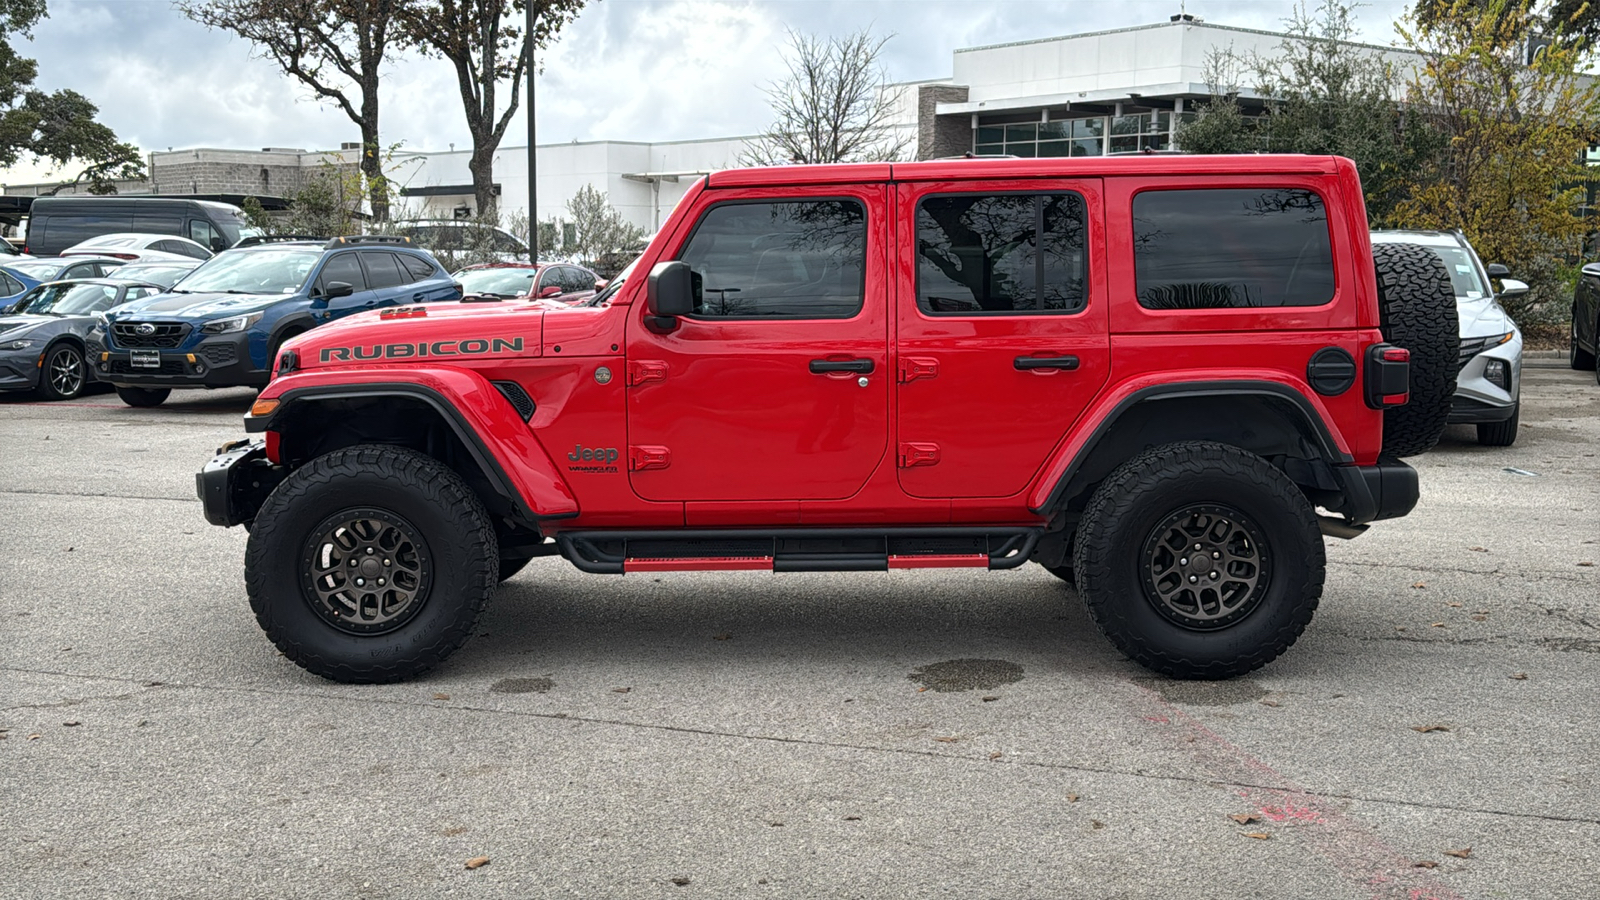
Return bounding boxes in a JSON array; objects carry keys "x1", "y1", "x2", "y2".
[
  {"x1": 1476, "y1": 401, "x2": 1520, "y2": 447},
  {"x1": 245, "y1": 444, "x2": 498, "y2": 683},
  {"x1": 1372, "y1": 243, "x2": 1457, "y2": 458},
  {"x1": 1569, "y1": 308, "x2": 1596, "y2": 370},
  {"x1": 37, "y1": 343, "x2": 86, "y2": 401},
  {"x1": 1072, "y1": 441, "x2": 1325, "y2": 680},
  {"x1": 115, "y1": 386, "x2": 170, "y2": 407},
  {"x1": 498, "y1": 556, "x2": 534, "y2": 582}
]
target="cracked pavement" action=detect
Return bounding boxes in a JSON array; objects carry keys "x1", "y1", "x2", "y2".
[{"x1": 2, "y1": 362, "x2": 1597, "y2": 899}]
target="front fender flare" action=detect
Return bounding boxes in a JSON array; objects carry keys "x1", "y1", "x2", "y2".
[{"x1": 246, "y1": 366, "x2": 579, "y2": 523}]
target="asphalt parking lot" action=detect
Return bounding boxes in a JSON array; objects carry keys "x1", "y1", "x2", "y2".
[{"x1": 2, "y1": 361, "x2": 1596, "y2": 900}]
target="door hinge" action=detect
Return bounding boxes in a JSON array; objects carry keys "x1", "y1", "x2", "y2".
[
  {"x1": 629, "y1": 445, "x2": 671, "y2": 471},
  {"x1": 897, "y1": 442, "x2": 941, "y2": 468},
  {"x1": 627, "y1": 360, "x2": 668, "y2": 386},
  {"x1": 898, "y1": 357, "x2": 939, "y2": 384}
]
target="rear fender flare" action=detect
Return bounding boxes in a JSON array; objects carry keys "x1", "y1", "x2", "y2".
[{"x1": 248, "y1": 366, "x2": 579, "y2": 524}]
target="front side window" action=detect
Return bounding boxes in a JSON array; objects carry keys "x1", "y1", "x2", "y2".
[
  {"x1": 677, "y1": 199, "x2": 867, "y2": 319},
  {"x1": 317, "y1": 253, "x2": 367, "y2": 293},
  {"x1": 1133, "y1": 188, "x2": 1336, "y2": 309},
  {"x1": 917, "y1": 193, "x2": 1087, "y2": 315}
]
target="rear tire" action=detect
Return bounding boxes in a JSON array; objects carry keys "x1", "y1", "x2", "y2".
[
  {"x1": 1476, "y1": 401, "x2": 1520, "y2": 447},
  {"x1": 1072, "y1": 441, "x2": 1324, "y2": 680},
  {"x1": 1372, "y1": 243, "x2": 1458, "y2": 458},
  {"x1": 1569, "y1": 310, "x2": 1596, "y2": 370},
  {"x1": 245, "y1": 444, "x2": 498, "y2": 683},
  {"x1": 37, "y1": 343, "x2": 86, "y2": 401},
  {"x1": 115, "y1": 386, "x2": 170, "y2": 407}
]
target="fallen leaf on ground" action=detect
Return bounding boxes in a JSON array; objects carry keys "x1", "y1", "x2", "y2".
[
  {"x1": 1243, "y1": 832, "x2": 1271, "y2": 840},
  {"x1": 1579, "y1": 562, "x2": 1595, "y2": 567},
  {"x1": 981, "y1": 695, "x2": 999, "y2": 702},
  {"x1": 1444, "y1": 847, "x2": 1473, "y2": 859},
  {"x1": 1469, "y1": 547, "x2": 1488, "y2": 553},
  {"x1": 62, "y1": 721, "x2": 80, "y2": 727},
  {"x1": 932, "y1": 736, "x2": 958, "y2": 743},
  {"x1": 1509, "y1": 673, "x2": 1528, "y2": 680},
  {"x1": 1412, "y1": 581, "x2": 1427, "y2": 589},
  {"x1": 1431, "y1": 622, "x2": 1446, "y2": 628},
  {"x1": 916, "y1": 686, "x2": 929, "y2": 692},
  {"x1": 441, "y1": 826, "x2": 467, "y2": 836},
  {"x1": 843, "y1": 816, "x2": 860, "y2": 821},
  {"x1": 1091, "y1": 820, "x2": 1105, "y2": 830},
  {"x1": 1471, "y1": 615, "x2": 1488, "y2": 622},
  {"x1": 1066, "y1": 794, "x2": 1080, "y2": 803},
  {"x1": 712, "y1": 633, "x2": 732, "y2": 641},
  {"x1": 464, "y1": 856, "x2": 490, "y2": 869},
  {"x1": 989, "y1": 751, "x2": 1002, "y2": 760},
  {"x1": 1413, "y1": 860, "x2": 1438, "y2": 869},
  {"x1": 27, "y1": 733, "x2": 40, "y2": 740},
  {"x1": 1229, "y1": 813, "x2": 1261, "y2": 825},
  {"x1": 669, "y1": 876, "x2": 691, "y2": 886},
  {"x1": 432, "y1": 693, "x2": 449, "y2": 701},
  {"x1": 1446, "y1": 602, "x2": 1463, "y2": 608},
  {"x1": 769, "y1": 822, "x2": 783, "y2": 827},
  {"x1": 1259, "y1": 699, "x2": 1280, "y2": 707},
  {"x1": 612, "y1": 687, "x2": 631, "y2": 693},
  {"x1": 1411, "y1": 724, "x2": 1452, "y2": 733},
  {"x1": 1395, "y1": 627, "x2": 1407, "y2": 632}
]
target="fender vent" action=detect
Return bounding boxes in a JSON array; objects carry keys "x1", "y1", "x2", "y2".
[
  {"x1": 493, "y1": 380, "x2": 535, "y2": 421},
  {"x1": 1307, "y1": 347, "x2": 1357, "y2": 396}
]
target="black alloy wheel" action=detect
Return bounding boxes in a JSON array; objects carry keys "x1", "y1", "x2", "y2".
[
  {"x1": 39, "y1": 344, "x2": 85, "y2": 401},
  {"x1": 301, "y1": 509, "x2": 433, "y2": 635},
  {"x1": 1140, "y1": 504, "x2": 1269, "y2": 631}
]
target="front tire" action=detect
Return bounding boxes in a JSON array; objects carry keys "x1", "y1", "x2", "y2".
[
  {"x1": 245, "y1": 444, "x2": 498, "y2": 683},
  {"x1": 37, "y1": 343, "x2": 86, "y2": 401},
  {"x1": 115, "y1": 386, "x2": 170, "y2": 407},
  {"x1": 1570, "y1": 309, "x2": 1596, "y2": 371},
  {"x1": 1072, "y1": 442, "x2": 1325, "y2": 680},
  {"x1": 1476, "y1": 401, "x2": 1520, "y2": 447}
]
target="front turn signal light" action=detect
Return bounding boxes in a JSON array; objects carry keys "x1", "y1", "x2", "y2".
[{"x1": 250, "y1": 398, "x2": 280, "y2": 417}]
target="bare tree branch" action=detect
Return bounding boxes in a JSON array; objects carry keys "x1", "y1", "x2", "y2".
[{"x1": 743, "y1": 27, "x2": 911, "y2": 166}]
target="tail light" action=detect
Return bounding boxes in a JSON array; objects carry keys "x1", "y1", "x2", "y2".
[{"x1": 1365, "y1": 343, "x2": 1410, "y2": 408}]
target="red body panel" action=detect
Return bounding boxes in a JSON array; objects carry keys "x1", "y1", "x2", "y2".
[{"x1": 261, "y1": 155, "x2": 1394, "y2": 546}]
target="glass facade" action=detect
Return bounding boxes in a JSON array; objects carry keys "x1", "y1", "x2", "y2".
[{"x1": 974, "y1": 112, "x2": 1194, "y2": 157}]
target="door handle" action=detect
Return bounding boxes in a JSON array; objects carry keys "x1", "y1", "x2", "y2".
[
  {"x1": 1013, "y1": 355, "x2": 1080, "y2": 371},
  {"x1": 810, "y1": 358, "x2": 875, "y2": 374}
]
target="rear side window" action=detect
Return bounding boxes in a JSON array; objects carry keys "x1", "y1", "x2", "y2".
[
  {"x1": 677, "y1": 199, "x2": 867, "y2": 319},
  {"x1": 916, "y1": 193, "x2": 1088, "y2": 314},
  {"x1": 399, "y1": 254, "x2": 435, "y2": 281},
  {"x1": 0, "y1": 272, "x2": 21, "y2": 294},
  {"x1": 40, "y1": 214, "x2": 134, "y2": 250},
  {"x1": 359, "y1": 251, "x2": 406, "y2": 289},
  {"x1": 1133, "y1": 188, "x2": 1335, "y2": 309}
]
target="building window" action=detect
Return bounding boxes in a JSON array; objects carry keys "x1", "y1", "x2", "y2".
[{"x1": 975, "y1": 111, "x2": 1181, "y2": 157}]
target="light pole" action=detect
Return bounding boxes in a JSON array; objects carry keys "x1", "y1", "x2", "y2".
[{"x1": 525, "y1": 0, "x2": 537, "y2": 264}]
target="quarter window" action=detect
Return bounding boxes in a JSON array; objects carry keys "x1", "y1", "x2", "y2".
[
  {"x1": 677, "y1": 199, "x2": 867, "y2": 319},
  {"x1": 399, "y1": 254, "x2": 435, "y2": 281},
  {"x1": 916, "y1": 193, "x2": 1088, "y2": 315},
  {"x1": 1133, "y1": 188, "x2": 1336, "y2": 309}
]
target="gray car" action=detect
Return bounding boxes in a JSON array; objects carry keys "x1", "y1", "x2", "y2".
[
  {"x1": 0, "y1": 279, "x2": 167, "y2": 401},
  {"x1": 1370, "y1": 230, "x2": 1526, "y2": 446}
]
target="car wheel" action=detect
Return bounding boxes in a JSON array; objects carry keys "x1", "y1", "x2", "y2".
[
  {"x1": 37, "y1": 343, "x2": 86, "y2": 401},
  {"x1": 1476, "y1": 401, "x2": 1520, "y2": 447},
  {"x1": 245, "y1": 444, "x2": 498, "y2": 683},
  {"x1": 115, "y1": 386, "x2": 170, "y2": 407},
  {"x1": 1372, "y1": 243, "x2": 1458, "y2": 458},
  {"x1": 1569, "y1": 308, "x2": 1596, "y2": 370},
  {"x1": 1072, "y1": 441, "x2": 1324, "y2": 680}
]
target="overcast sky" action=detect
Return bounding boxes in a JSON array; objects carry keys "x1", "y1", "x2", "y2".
[{"x1": 3, "y1": 0, "x2": 1412, "y2": 184}]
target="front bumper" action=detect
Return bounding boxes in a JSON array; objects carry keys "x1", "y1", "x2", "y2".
[
  {"x1": 96, "y1": 332, "x2": 270, "y2": 389},
  {"x1": 197, "y1": 439, "x2": 284, "y2": 527},
  {"x1": 1449, "y1": 332, "x2": 1521, "y2": 424},
  {"x1": 0, "y1": 349, "x2": 41, "y2": 391}
]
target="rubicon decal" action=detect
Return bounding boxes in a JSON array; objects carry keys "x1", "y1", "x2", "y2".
[{"x1": 319, "y1": 337, "x2": 524, "y2": 362}]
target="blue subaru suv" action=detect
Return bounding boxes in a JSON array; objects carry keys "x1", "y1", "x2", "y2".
[{"x1": 92, "y1": 236, "x2": 460, "y2": 406}]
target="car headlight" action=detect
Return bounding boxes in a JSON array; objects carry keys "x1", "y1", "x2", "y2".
[
  {"x1": 3, "y1": 339, "x2": 34, "y2": 350},
  {"x1": 201, "y1": 313, "x2": 263, "y2": 334}
]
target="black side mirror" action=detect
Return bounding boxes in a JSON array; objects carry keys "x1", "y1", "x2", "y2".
[
  {"x1": 1486, "y1": 263, "x2": 1510, "y2": 278},
  {"x1": 646, "y1": 261, "x2": 693, "y2": 331},
  {"x1": 324, "y1": 281, "x2": 355, "y2": 299}
]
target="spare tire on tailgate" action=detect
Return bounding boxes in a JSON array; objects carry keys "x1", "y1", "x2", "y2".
[{"x1": 1372, "y1": 243, "x2": 1457, "y2": 458}]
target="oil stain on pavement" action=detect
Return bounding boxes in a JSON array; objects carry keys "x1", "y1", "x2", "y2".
[
  {"x1": 489, "y1": 677, "x2": 555, "y2": 694},
  {"x1": 909, "y1": 659, "x2": 1023, "y2": 693}
]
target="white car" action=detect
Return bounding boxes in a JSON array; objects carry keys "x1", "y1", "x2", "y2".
[
  {"x1": 1371, "y1": 230, "x2": 1526, "y2": 447},
  {"x1": 60, "y1": 233, "x2": 214, "y2": 264}
]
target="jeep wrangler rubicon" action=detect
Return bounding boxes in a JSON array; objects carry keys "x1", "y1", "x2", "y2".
[{"x1": 198, "y1": 156, "x2": 1458, "y2": 684}]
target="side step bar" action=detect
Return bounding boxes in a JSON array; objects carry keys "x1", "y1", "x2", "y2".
[{"x1": 555, "y1": 527, "x2": 1043, "y2": 575}]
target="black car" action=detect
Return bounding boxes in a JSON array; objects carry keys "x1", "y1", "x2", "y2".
[
  {"x1": 0, "y1": 279, "x2": 166, "y2": 400},
  {"x1": 1572, "y1": 263, "x2": 1600, "y2": 381}
]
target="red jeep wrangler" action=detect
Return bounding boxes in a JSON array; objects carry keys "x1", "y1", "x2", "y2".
[{"x1": 198, "y1": 156, "x2": 1458, "y2": 684}]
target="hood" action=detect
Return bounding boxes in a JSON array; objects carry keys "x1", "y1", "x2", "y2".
[
  {"x1": 283, "y1": 301, "x2": 545, "y2": 372},
  {"x1": 1457, "y1": 294, "x2": 1516, "y2": 340},
  {"x1": 111, "y1": 291, "x2": 287, "y2": 319},
  {"x1": 0, "y1": 314, "x2": 54, "y2": 338}
]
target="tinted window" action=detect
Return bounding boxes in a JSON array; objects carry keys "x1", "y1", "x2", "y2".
[
  {"x1": 317, "y1": 253, "x2": 367, "y2": 292},
  {"x1": 677, "y1": 200, "x2": 866, "y2": 318},
  {"x1": 40, "y1": 214, "x2": 134, "y2": 250},
  {"x1": 133, "y1": 215, "x2": 182, "y2": 235},
  {"x1": 399, "y1": 254, "x2": 435, "y2": 281},
  {"x1": 359, "y1": 251, "x2": 406, "y2": 289},
  {"x1": 916, "y1": 193, "x2": 1087, "y2": 314},
  {"x1": 566, "y1": 267, "x2": 594, "y2": 292},
  {"x1": 1133, "y1": 188, "x2": 1336, "y2": 309},
  {"x1": 0, "y1": 272, "x2": 21, "y2": 294},
  {"x1": 189, "y1": 220, "x2": 221, "y2": 251}
]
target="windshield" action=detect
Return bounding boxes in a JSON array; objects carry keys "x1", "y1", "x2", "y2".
[
  {"x1": 456, "y1": 266, "x2": 537, "y2": 296},
  {"x1": 1427, "y1": 246, "x2": 1489, "y2": 300},
  {"x1": 108, "y1": 265, "x2": 196, "y2": 289},
  {"x1": 6, "y1": 259, "x2": 67, "y2": 280},
  {"x1": 177, "y1": 249, "x2": 319, "y2": 294},
  {"x1": 219, "y1": 210, "x2": 263, "y2": 246},
  {"x1": 16, "y1": 282, "x2": 119, "y2": 316}
]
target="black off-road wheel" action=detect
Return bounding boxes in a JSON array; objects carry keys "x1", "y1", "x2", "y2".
[
  {"x1": 115, "y1": 386, "x2": 170, "y2": 408},
  {"x1": 1072, "y1": 442, "x2": 1325, "y2": 680},
  {"x1": 37, "y1": 343, "x2": 86, "y2": 401},
  {"x1": 1372, "y1": 243, "x2": 1458, "y2": 458},
  {"x1": 245, "y1": 444, "x2": 498, "y2": 683}
]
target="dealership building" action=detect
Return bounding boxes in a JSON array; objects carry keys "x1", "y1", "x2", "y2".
[{"x1": 3, "y1": 17, "x2": 1423, "y2": 240}]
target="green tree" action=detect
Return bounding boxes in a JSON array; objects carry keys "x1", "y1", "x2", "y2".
[
  {"x1": 178, "y1": 0, "x2": 400, "y2": 219},
  {"x1": 1395, "y1": 0, "x2": 1600, "y2": 322},
  {"x1": 563, "y1": 182, "x2": 641, "y2": 277},
  {"x1": 0, "y1": 0, "x2": 143, "y2": 191},
  {"x1": 396, "y1": 0, "x2": 587, "y2": 216}
]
